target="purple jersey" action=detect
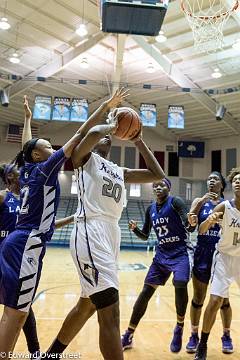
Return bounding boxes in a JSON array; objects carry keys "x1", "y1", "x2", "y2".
[
  {"x1": 197, "y1": 199, "x2": 223, "y2": 247},
  {"x1": 0, "y1": 191, "x2": 20, "y2": 242},
  {"x1": 150, "y1": 196, "x2": 189, "y2": 258},
  {"x1": 16, "y1": 148, "x2": 66, "y2": 240}
]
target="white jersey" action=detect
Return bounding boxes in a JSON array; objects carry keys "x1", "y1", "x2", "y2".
[
  {"x1": 75, "y1": 152, "x2": 125, "y2": 221},
  {"x1": 217, "y1": 200, "x2": 240, "y2": 256}
]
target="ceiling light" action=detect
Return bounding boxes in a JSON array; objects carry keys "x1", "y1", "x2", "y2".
[
  {"x1": 232, "y1": 39, "x2": 240, "y2": 50},
  {"x1": 146, "y1": 62, "x2": 156, "y2": 73},
  {"x1": 211, "y1": 68, "x2": 222, "y2": 79},
  {"x1": 76, "y1": 24, "x2": 88, "y2": 37},
  {"x1": 0, "y1": 17, "x2": 11, "y2": 30},
  {"x1": 9, "y1": 53, "x2": 20, "y2": 64},
  {"x1": 155, "y1": 30, "x2": 167, "y2": 43},
  {"x1": 80, "y1": 57, "x2": 89, "y2": 69}
]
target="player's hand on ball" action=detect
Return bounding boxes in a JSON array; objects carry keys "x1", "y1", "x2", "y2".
[
  {"x1": 131, "y1": 123, "x2": 142, "y2": 143},
  {"x1": 107, "y1": 87, "x2": 130, "y2": 109},
  {"x1": 207, "y1": 211, "x2": 223, "y2": 225},
  {"x1": 23, "y1": 95, "x2": 32, "y2": 119},
  {"x1": 108, "y1": 110, "x2": 119, "y2": 135},
  {"x1": 188, "y1": 213, "x2": 198, "y2": 226},
  {"x1": 129, "y1": 220, "x2": 137, "y2": 230}
]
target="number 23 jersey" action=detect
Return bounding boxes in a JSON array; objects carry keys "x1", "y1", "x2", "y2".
[{"x1": 75, "y1": 152, "x2": 125, "y2": 222}]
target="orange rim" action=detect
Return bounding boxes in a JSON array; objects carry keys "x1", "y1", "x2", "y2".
[{"x1": 180, "y1": 0, "x2": 239, "y2": 20}]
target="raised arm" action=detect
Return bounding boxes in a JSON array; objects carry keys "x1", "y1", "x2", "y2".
[
  {"x1": 76, "y1": 88, "x2": 129, "y2": 138},
  {"x1": 72, "y1": 121, "x2": 118, "y2": 168},
  {"x1": 22, "y1": 95, "x2": 32, "y2": 149},
  {"x1": 124, "y1": 136, "x2": 165, "y2": 184},
  {"x1": 189, "y1": 192, "x2": 219, "y2": 216},
  {"x1": 199, "y1": 203, "x2": 225, "y2": 234}
]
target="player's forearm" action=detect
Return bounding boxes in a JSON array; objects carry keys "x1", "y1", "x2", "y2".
[
  {"x1": 190, "y1": 198, "x2": 205, "y2": 216},
  {"x1": 135, "y1": 139, "x2": 165, "y2": 181},
  {"x1": 22, "y1": 117, "x2": 32, "y2": 148},
  {"x1": 199, "y1": 218, "x2": 212, "y2": 234},
  {"x1": 55, "y1": 215, "x2": 74, "y2": 229},
  {"x1": 133, "y1": 227, "x2": 149, "y2": 241},
  {"x1": 63, "y1": 132, "x2": 83, "y2": 158},
  {"x1": 76, "y1": 101, "x2": 110, "y2": 136}
]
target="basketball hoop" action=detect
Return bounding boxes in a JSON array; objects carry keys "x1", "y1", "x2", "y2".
[{"x1": 181, "y1": 0, "x2": 239, "y2": 53}]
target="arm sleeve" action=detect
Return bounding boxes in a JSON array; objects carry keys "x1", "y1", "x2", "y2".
[
  {"x1": 38, "y1": 148, "x2": 66, "y2": 178},
  {"x1": 172, "y1": 196, "x2": 196, "y2": 233},
  {"x1": 132, "y1": 205, "x2": 152, "y2": 240}
]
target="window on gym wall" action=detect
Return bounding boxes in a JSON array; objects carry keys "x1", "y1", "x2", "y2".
[{"x1": 130, "y1": 184, "x2": 141, "y2": 197}]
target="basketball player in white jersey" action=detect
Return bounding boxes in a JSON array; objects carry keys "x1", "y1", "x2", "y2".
[
  {"x1": 46, "y1": 112, "x2": 165, "y2": 359},
  {"x1": 194, "y1": 167, "x2": 240, "y2": 360}
]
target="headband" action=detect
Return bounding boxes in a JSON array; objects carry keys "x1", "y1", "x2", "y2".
[
  {"x1": 162, "y1": 178, "x2": 171, "y2": 190},
  {"x1": 23, "y1": 138, "x2": 39, "y2": 163}
]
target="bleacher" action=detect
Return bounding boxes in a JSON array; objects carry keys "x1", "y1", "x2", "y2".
[{"x1": 50, "y1": 197, "x2": 156, "y2": 249}]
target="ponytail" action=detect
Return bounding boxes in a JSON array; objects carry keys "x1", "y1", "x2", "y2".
[{"x1": 12, "y1": 151, "x2": 25, "y2": 168}]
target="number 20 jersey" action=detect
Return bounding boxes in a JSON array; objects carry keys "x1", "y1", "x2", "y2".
[{"x1": 75, "y1": 152, "x2": 125, "y2": 222}]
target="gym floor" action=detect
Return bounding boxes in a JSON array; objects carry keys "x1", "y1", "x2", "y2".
[{"x1": 5, "y1": 247, "x2": 240, "y2": 359}]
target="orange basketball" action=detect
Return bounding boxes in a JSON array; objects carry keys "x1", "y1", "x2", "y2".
[{"x1": 114, "y1": 107, "x2": 142, "y2": 140}]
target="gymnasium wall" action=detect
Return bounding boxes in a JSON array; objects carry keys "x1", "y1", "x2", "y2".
[{"x1": 0, "y1": 124, "x2": 237, "y2": 200}]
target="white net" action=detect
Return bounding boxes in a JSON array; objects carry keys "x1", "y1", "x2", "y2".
[{"x1": 181, "y1": 0, "x2": 239, "y2": 53}]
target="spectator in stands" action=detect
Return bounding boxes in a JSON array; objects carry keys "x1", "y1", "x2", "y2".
[{"x1": 121, "y1": 179, "x2": 196, "y2": 353}]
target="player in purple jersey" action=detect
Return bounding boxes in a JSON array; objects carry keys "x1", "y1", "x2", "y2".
[
  {"x1": 46, "y1": 112, "x2": 164, "y2": 360},
  {"x1": 0, "y1": 164, "x2": 20, "y2": 242},
  {"x1": 0, "y1": 161, "x2": 42, "y2": 357},
  {"x1": 121, "y1": 179, "x2": 196, "y2": 353},
  {"x1": 0, "y1": 161, "x2": 75, "y2": 358},
  {"x1": 195, "y1": 168, "x2": 240, "y2": 360},
  {"x1": 186, "y1": 172, "x2": 233, "y2": 354},
  {"x1": 0, "y1": 90, "x2": 127, "y2": 358}
]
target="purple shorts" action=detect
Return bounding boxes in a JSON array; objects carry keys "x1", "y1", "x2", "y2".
[
  {"x1": 144, "y1": 252, "x2": 192, "y2": 286},
  {"x1": 192, "y1": 244, "x2": 216, "y2": 284},
  {"x1": 0, "y1": 229, "x2": 46, "y2": 312}
]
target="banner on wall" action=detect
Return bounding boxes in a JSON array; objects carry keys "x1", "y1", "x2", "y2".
[
  {"x1": 70, "y1": 98, "x2": 88, "y2": 122},
  {"x1": 178, "y1": 141, "x2": 205, "y2": 158},
  {"x1": 52, "y1": 97, "x2": 71, "y2": 121},
  {"x1": 139, "y1": 103, "x2": 157, "y2": 127},
  {"x1": 33, "y1": 95, "x2": 52, "y2": 120},
  {"x1": 168, "y1": 105, "x2": 184, "y2": 129}
]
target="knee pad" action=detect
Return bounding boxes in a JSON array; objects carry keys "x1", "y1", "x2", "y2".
[
  {"x1": 221, "y1": 301, "x2": 230, "y2": 310},
  {"x1": 90, "y1": 287, "x2": 119, "y2": 310},
  {"x1": 192, "y1": 300, "x2": 203, "y2": 309}
]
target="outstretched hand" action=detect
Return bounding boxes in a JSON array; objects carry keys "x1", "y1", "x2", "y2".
[
  {"x1": 23, "y1": 95, "x2": 32, "y2": 120},
  {"x1": 106, "y1": 87, "x2": 129, "y2": 109}
]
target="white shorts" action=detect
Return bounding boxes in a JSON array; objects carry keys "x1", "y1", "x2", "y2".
[
  {"x1": 210, "y1": 251, "x2": 240, "y2": 298},
  {"x1": 70, "y1": 217, "x2": 121, "y2": 298}
]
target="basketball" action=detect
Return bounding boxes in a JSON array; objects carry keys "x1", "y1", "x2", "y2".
[{"x1": 114, "y1": 107, "x2": 142, "y2": 140}]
